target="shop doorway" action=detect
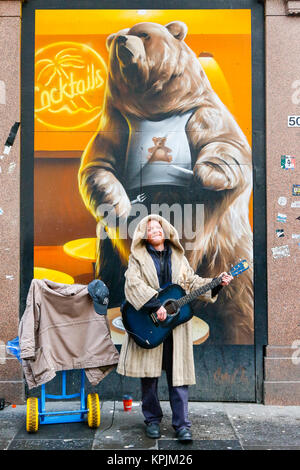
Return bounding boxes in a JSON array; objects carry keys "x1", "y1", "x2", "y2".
[{"x1": 21, "y1": 0, "x2": 266, "y2": 403}]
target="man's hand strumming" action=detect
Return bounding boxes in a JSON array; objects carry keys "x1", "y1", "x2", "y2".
[{"x1": 156, "y1": 306, "x2": 167, "y2": 321}]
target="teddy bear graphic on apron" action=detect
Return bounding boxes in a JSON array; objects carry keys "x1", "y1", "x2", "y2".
[{"x1": 123, "y1": 110, "x2": 195, "y2": 190}]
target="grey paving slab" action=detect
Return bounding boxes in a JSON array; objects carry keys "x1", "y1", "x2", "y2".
[
  {"x1": 226, "y1": 415, "x2": 300, "y2": 446},
  {"x1": 158, "y1": 439, "x2": 242, "y2": 450},
  {"x1": 1, "y1": 400, "x2": 300, "y2": 450},
  {"x1": 0, "y1": 408, "x2": 24, "y2": 439},
  {"x1": 93, "y1": 401, "x2": 158, "y2": 450},
  {"x1": 0, "y1": 439, "x2": 11, "y2": 450},
  {"x1": 243, "y1": 445, "x2": 300, "y2": 450},
  {"x1": 224, "y1": 402, "x2": 300, "y2": 418},
  {"x1": 157, "y1": 401, "x2": 237, "y2": 440},
  {"x1": 7, "y1": 439, "x2": 93, "y2": 450},
  {"x1": 14, "y1": 420, "x2": 96, "y2": 440},
  {"x1": 6, "y1": 399, "x2": 96, "y2": 440},
  {"x1": 188, "y1": 411, "x2": 237, "y2": 440}
]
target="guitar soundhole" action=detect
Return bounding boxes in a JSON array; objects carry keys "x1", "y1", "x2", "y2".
[{"x1": 164, "y1": 300, "x2": 177, "y2": 316}]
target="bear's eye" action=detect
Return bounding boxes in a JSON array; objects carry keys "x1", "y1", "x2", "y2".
[{"x1": 138, "y1": 32, "x2": 150, "y2": 40}]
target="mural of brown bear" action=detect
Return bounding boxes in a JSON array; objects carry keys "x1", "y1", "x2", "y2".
[{"x1": 78, "y1": 21, "x2": 253, "y2": 344}]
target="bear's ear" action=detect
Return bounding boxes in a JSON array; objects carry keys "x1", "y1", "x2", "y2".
[
  {"x1": 106, "y1": 33, "x2": 116, "y2": 51},
  {"x1": 165, "y1": 21, "x2": 188, "y2": 41}
]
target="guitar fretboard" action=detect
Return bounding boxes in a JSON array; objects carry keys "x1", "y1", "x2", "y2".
[{"x1": 176, "y1": 276, "x2": 223, "y2": 308}]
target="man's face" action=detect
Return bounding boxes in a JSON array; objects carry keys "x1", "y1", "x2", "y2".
[{"x1": 146, "y1": 220, "x2": 165, "y2": 246}]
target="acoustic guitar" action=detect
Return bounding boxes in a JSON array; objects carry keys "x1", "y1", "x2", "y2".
[{"x1": 121, "y1": 260, "x2": 250, "y2": 349}]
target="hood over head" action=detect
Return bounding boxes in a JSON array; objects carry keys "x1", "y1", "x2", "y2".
[{"x1": 130, "y1": 214, "x2": 185, "y2": 260}]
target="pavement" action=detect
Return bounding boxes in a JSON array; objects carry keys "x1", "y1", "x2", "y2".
[{"x1": 1, "y1": 400, "x2": 300, "y2": 451}]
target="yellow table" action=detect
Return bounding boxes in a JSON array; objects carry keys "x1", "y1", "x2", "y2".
[
  {"x1": 63, "y1": 238, "x2": 97, "y2": 262},
  {"x1": 34, "y1": 267, "x2": 75, "y2": 284}
]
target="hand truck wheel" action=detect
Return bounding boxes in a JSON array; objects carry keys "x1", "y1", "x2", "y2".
[
  {"x1": 26, "y1": 397, "x2": 39, "y2": 433},
  {"x1": 87, "y1": 393, "x2": 100, "y2": 428}
]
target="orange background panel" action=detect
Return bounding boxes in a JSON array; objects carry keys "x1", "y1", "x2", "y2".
[
  {"x1": 34, "y1": 33, "x2": 251, "y2": 151},
  {"x1": 34, "y1": 246, "x2": 94, "y2": 285},
  {"x1": 34, "y1": 9, "x2": 253, "y2": 273},
  {"x1": 35, "y1": 9, "x2": 251, "y2": 36}
]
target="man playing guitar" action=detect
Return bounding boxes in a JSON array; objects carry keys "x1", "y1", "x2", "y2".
[{"x1": 117, "y1": 214, "x2": 233, "y2": 443}]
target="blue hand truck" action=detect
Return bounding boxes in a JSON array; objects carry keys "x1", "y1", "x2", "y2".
[
  {"x1": 6, "y1": 337, "x2": 100, "y2": 432},
  {"x1": 26, "y1": 369, "x2": 100, "y2": 432}
]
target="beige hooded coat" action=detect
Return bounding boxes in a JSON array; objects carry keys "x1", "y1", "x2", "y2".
[{"x1": 117, "y1": 214, "x2": 218, "y2": 386}]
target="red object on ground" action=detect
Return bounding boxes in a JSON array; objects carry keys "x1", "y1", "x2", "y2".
[{"x1": 123, "y1": 396, "x2": 132, "y2": 412}]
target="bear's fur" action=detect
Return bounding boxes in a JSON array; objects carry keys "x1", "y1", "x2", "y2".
[{"x1": 78, "y1": 21, "x2": 253, "y2": 344}]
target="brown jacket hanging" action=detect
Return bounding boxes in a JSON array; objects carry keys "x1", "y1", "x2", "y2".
[{"x1": 19, "y1": 279, "x2": 119, "y2": 389}]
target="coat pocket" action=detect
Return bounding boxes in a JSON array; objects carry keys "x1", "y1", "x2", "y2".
[{"x1": 29, "y1": 347, "x2": 54, "y2": 384}]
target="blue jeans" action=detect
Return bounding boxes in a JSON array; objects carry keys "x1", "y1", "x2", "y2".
[{"x1": 141, "y1": 334, "x2": 191, "y2": 431}]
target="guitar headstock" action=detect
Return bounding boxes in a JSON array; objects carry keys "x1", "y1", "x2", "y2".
[{"x1": 229, "y1": 259, "x2": 250, "y2": 277}]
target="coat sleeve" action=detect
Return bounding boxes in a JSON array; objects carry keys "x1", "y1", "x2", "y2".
[
  {"x1": 18, "y1": 280, "x2": 40, "y2": 360},
  {"x1": 124, "y1": 255, "x2": 160, "y2": 311},
  {"x1": 142, "y1": 295, "x2": 162, "y2": 312},
  {"x1": 179, "y1": 256, "x2": 218, "y2": 304}
]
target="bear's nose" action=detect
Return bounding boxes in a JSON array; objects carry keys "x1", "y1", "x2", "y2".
[{"x1": 117, "y1": 35, "x2": 127, "y2": 45}]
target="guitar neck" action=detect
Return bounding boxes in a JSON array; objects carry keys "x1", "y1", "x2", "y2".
[{"x1": 176, "y1": 276, "x2": 223, "y2": 308}]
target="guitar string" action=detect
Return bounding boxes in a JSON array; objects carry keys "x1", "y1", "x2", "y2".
[
  {"x1": 176, "y1": 276, "x2": 222, "y2": 308},
  {"x1": 178, "y1": 262, "x2": 248, "y2": 307}
]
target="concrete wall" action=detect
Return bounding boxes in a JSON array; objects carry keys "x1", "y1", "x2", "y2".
[
  {"x1": 264, "y1": 0, "x2": 300, "y2": 404},
  {"x1": 0, "y1": 0, "x2": 24, "y2": 404}
]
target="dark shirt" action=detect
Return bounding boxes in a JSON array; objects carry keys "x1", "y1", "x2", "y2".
[
  {"x1": 142, "y1": 240, "x2": 172, "y2": 312},
  {"x1": 146, "y1": 240, "x2": 172, "y2": 287}
]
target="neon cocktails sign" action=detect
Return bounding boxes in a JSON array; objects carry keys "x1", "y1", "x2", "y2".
[{"x1": 34, "y1": 42, "x2": 107, "y2": 130}]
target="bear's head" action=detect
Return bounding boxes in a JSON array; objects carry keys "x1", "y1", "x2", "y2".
[
  {"x1": 152, "y1": 137, "x2": 166, "y2": 147},
  {"x1": 105, "y1": 21, "x2": 210, "y2": 117}
]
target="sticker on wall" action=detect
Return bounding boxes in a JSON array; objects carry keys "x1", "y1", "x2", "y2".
[
  {"x1": 0, "y1": 80, "x2": 6, "y2": 105},
  {"x1": 291, "y1": 201, "x2": 300, "y2": 208},
  {"x1": 281, "y1": 155, "x2": 295, "y2": 169},
  {"x1": 292, "y1": 184, "x2": 300, "y2": 196},
  {"x1": 0, "y1": 208, "x2": 3, "y2": 215},
  {"x1": 5, "y1": 121, "x2": 20, "y2": 147},
  {"x1": 296, "y1": 216, "x2": 300, "y2": 221},
  {"x1": 292, "y1": 234, "x2": 300, "y2": 239},
  {"x1": 1, "y1": 122, "x2": 20, "y2": 159},
  {"x1": 276, "y1": 229, "x2": 285, "y2": 238},
  {"x1": 8, "y1": 162, "x2": 16, "y2": 174},
  {"x1": 271, "y1": 245, "x2": 290, "y2": 259},
  {"x1": 278, "y1": 196, "x2": 287, "y2": 206},
  {"x1": 276, "y1": 213, "x2": 287, "y2": 223},
  {"x1": 3, "y1": 146, "x2": 10, "y2": 155}
]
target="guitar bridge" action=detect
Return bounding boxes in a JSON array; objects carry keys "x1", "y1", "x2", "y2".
[{"x1": 150, "y1": 312, "x2": 159, "y2": 327}]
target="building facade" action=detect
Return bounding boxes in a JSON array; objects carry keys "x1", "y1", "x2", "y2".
[{"x1": 0, "y1": 0, "x2": 299, "y2": 405}]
